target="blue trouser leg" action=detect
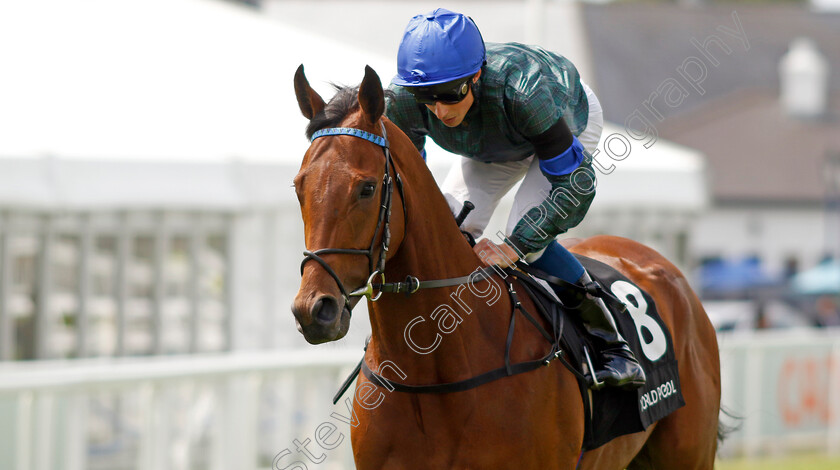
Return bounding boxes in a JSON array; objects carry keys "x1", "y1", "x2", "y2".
[
  {"x1": 528, "y1": 240, "x2": 646, "y2": 390},
  {"x1": 527, "y1": 240, "x2": 585, "y2": 284}
]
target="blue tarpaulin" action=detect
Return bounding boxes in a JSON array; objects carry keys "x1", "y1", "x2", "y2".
[{"x1": 698, "y1": 258, "x2": 782, "y2": 293}]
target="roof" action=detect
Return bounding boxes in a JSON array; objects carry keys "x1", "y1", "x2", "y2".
[
  {"x1": 657, "y1": 89, "x2": 840, "y2": 204},
  {"x1": 582, "y1": 4, "x2": 840, "y2": 124},
  {"x1": 582, "y1": 4, "x2": 840, "y2": 204},
  {"x1": 0, "y1": 157, "x2": 301, "y2": 211}
]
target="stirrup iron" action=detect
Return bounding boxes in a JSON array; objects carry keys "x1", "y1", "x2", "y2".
[{"x1": 582, "y1": 345, "x2": 605, "y2": 390}]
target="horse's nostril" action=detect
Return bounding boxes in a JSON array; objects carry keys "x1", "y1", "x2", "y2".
[{"x1": 313, "y1": 296, "x2": 340, "y2": 325}]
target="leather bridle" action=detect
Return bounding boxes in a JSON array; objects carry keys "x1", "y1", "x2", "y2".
[
  {"x1": 301, "y1": 122, "x2": 573, "y2": 403},
  {"x1": 300, "y1": 122, "x2": 405, "y2": 310},
  {"x1": 299, "y1": 121, "x2": 497, "y2": 313}
]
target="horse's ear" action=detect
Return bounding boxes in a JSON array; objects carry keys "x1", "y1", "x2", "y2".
[
  {"x1": 294, "y1": 64, "x2": 326, "y2": 120},
  {"x1": 358, "y1": 65, "x2": 385, "y2": 125}
]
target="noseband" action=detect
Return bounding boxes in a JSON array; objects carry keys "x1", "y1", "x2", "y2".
[{"x1": 300, "y1": 122, "x2": 406, "y2": 310}]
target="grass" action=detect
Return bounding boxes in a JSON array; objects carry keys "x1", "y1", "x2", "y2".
[{"x1": 715, "y1": 453, "x2": 840, "y2": 470}]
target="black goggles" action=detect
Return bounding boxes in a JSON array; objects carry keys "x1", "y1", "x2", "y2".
[{"x1": 405, "y1": 77, "x2": 473, "y2": 105}]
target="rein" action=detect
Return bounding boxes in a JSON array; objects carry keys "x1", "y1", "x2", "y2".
[
  {"x1": 333, "y1": 268, "x2": 589, "y2": 403},
  {"x1": 362, "y1": 273, "x2": 567, "y2": 394}
]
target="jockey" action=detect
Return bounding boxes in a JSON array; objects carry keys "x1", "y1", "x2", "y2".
[{"x1": 385, "y1": 8, "x2": 645, "y2": 390}]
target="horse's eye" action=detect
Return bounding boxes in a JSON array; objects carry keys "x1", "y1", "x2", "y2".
[{"x1": 360, "y1": 182, "x2": 377, "y2": 198}]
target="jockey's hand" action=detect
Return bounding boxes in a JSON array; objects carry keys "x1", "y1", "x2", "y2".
[{"x1": 473, "y1": 238, "x2": 520, "y2": 268}]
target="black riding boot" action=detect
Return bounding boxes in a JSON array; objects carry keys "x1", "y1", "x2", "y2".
[{"x1": 568, "y1": 271, "x2": 647, "y2": 390}]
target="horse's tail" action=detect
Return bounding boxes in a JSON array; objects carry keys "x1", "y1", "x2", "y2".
[{"x1": 717, "y1": 405, "x2": 743, "y2": 446}]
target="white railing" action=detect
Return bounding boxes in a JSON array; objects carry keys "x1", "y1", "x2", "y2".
[
  {"x1": 2, "y1": 330, "x2": 840, "y2": 470},
  {"x1": 717, "y1": 328, "x2": 840, "y2": 457},
  {"x1": 0, "y1": 349, "x2": 362, "y2": 470}
]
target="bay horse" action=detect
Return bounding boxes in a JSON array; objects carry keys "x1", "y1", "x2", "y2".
[{"x1": 291, "y1": 65, "x2": 722, "y2": 469}]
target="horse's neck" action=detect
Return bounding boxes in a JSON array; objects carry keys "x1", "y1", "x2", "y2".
[{"x1": 366, "y1": 126, "x2": 511, "y2": 382}]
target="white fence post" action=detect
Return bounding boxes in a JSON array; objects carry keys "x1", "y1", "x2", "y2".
[
  {"x1": 210, "y1": 379, "x2": 227, "y2": 470},
  {"x1": 227, "y1": 374, "x2": 260, "y2": 469},
  {"x1": 15, "y1": 392, "x2": 32, "y2": 470},
  {"x1": 63, "y1": 391, "x2": 88, "y2": 470},
  {"x1": 137, "y1": 382, "x2": 159, "y2": 470},
  {"x1": 829, "y1": 338, "x2": 840, "y2": 456},
  {"x1": 742, "y1": 338, "x2": 764, "y2": 457},
  {"x1": 32, "y1": 392, "x2": 55, "y2": 470}
]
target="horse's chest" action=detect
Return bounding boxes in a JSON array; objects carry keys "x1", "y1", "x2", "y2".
[{"x1": 352, "y1": 391, "x2": 562, "y2": 469}]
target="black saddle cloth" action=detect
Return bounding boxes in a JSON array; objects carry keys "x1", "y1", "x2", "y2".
[{"x1": 527, "y1": 254, "x2": 685, "y2": 450}]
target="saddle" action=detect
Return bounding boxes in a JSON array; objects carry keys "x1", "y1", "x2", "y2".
[{"x1": 519, "y1": 254, "x2": 685, "y2": 450}]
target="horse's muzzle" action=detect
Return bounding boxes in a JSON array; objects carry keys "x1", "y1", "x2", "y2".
[{"x1": 291, "y1": 294, "x2": 351, "y2": 344}]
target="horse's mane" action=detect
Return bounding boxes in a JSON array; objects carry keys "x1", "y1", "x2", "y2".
[{"x1": 305, "y1": 84, "x2": 395, "y2": 140}]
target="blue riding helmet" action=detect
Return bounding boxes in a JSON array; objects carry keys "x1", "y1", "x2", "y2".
[{"x1": 393, "y1": 8, "x2": 486, "y2": 87}]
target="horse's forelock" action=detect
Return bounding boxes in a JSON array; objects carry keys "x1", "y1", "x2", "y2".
[
  {"x1": 305, "y1": 84, "x2": 358, "y2": 139},
  {"x1": 304, "y1": 85, "x2": 395, "y2": 140}
]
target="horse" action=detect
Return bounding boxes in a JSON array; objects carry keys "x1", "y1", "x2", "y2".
[{"x1": 291, "y1": 64, "x2": 722, "y2": 469}]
